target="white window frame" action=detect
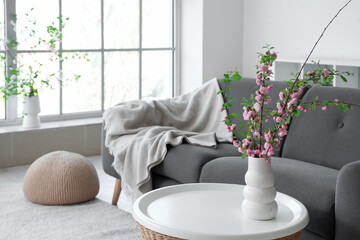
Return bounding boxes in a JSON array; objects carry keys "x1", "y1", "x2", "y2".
[{"x1": 1, "y1": 0, "x2": 180, "y2": 126}]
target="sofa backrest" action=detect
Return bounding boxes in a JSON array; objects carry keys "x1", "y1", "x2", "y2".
[{"x1": 282, "y1": 86, "x2": 360, "y2": 170}]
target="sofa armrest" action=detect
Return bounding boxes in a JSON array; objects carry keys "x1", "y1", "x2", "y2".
[
  {"x1": 335, "y1": 160, "x2": 360, "y2": 239},
  {"x1": 101, "y1": 121, "x2": 121, "y2": 179}
]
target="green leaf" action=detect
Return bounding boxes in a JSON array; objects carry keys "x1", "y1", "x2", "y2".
[
  {"x1": 293, "y1": 108, "x2": 300, "y2": 117},
  {"x1": 231, "y1": 72, "x2": 242, "y2": 81},
  {"x1": 338, "y1": 104, "x2": 344, "y2": 111},
  {"x1": 340, "y1": 75, "x2": 348, "y2": 83},
  {"x1": 242, "y1": 152, "x2": 247, "y2": 159},
  {"x1": 239, "y1": 122, "x2": 244, "y2": 129},
  {"x1": 217, "y1": 90, "x2": 223, "y2": 95},
  {"x1": 312, "y1": 102, "x2": 316, "y2": 111},
  {"x1": 229, "y1": 113, "x2": 238, "y2": 119},
  {"x1": 240, "y1": 132, "x2": 247, "y2": 138}
]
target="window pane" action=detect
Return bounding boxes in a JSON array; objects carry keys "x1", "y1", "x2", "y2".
[
  {"x1": 0, "y1": 52, "x2": 4, "y2": 119},
  {"x1": 142, "y1": 50, "x2": 172, "y2": 99},
  {"x1": 142, "y1": 0, "x2": 172, "y2": 48},
  {"x1": 104, "y1": 0, "x2": 139, "y2": 49},
  {"x1": 62, "y1": 0, "x2": 101, "y2": 49},
  {"x1": 0, "y1": 0, "x2": 4, "y2": 50},
  {"x1": 17, "y1": 0, "x2": 59, "y2": 51},
  {"x1": 62, "y1": 52, "x2": 101, "y2": 113},
  {"x1": 104, "y1": 51, "x2": 139, "y2": 108},
  {"x1": 17, "y1": 53, "x2": 59, "y2": 116},
  {"x1": 0, "y1": 97, "x2": 4, "y2": 119}
]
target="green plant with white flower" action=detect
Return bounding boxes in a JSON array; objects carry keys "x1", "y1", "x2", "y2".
[{"x1": 0, "y1": 8, "x2": 88, "y2": 99}]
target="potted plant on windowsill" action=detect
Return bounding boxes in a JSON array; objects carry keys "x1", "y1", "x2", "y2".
[{"x1": 0, "y1": 10, "x2": 87, "y2": 128}]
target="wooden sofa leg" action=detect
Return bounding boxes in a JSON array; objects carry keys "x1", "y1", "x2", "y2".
[{"x1": 112, "y1": 178, "x2": 122, "y2": 205}]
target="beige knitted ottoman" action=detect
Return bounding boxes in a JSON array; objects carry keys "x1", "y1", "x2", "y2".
[{"x1": 23, "y1": 151, "x2": 99, "y2": 205}]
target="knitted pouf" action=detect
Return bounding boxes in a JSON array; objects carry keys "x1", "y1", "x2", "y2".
[{"x1": 23, "y1": 151, "x2": 99, "y2": 205}]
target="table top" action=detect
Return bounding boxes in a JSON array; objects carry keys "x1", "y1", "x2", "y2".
[{"x1": 132, "y1": 183, "x2": 309, "y2": 240}]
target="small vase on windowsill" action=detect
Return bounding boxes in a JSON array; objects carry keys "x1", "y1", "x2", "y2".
[
  {"x1": 242, "y1": 156, "x2": 278, "y2": 220},
  {"x1": 22, "y1": 95, "x2": 41, "y2": 128}
]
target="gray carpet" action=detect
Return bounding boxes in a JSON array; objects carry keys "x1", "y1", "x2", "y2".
[{"x1": 0, "y1": 182, "x2": 142, "y2": 240}]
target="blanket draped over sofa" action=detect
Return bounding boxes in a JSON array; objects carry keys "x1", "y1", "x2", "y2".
[{"x1": 103, "y1": 78, "x2": 232, "y2": 201}]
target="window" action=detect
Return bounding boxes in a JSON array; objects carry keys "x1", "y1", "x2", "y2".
[
  {"x1": 0, "y1": 1, "x2": 4, "y2": 120},
  {"x1": 0, "y1": 0, "x2": 177, "y2": 124}
]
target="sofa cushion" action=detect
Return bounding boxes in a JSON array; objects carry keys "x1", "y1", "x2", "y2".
[
  {"x1": 282, "y1": 86, "x2": 360, "y2": 170},
  {"x1": 151, "y1": 143, "x2": 239, "y2": 184},
  {"x1": 199, "y1": 156, "x2": 338, "y2": 239}
]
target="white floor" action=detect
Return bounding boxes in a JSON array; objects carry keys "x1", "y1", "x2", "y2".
[{"x1": 0, "y1": 155, "x2": 132, "y2": 213}]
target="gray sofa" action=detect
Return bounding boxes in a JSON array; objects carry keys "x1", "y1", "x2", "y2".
[{"x1": 102, "y1": 78, "x2": 360, "y2": 240}]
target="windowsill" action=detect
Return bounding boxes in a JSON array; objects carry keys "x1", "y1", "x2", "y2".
[{"x1": 0, "y1": 117, "x2": 103, "y2": 134}]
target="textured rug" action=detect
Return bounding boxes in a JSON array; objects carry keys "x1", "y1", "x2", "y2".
[{"x1": 0, "y1": 182, "x2": 142, "y2": 240}]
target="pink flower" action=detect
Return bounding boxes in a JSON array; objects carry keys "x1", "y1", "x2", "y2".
[
  {"x1": 322, "y1": 106, "x2": 328, "y2": 111},
  {"x1": 259, "y1": 85, "x2": 269, "y2": 95},
  {"x1": 255, "y1": 95, "x2": 263, "y2": 102},
  {"x1": 256, "y1": 78, "x2": 261, "y2": 85},
  {"x1": 230, "y1": 124, "x2": 236, "y2": 131},
  {"x1": 264, "y1": 142, "x2": 272, "y2": 150},
  {"x1": 253, "y1": 103, "x2": 261, "y2": 113},
  {"x1": 265, "y1": 116, "x2": 270, "y2": 122},
  {"x1": 279, "y1": 91, "x2": 285, "y2": 101},
  {"x1": 307, "y1": 71, "x2": 315, "y2": 76},
  {"x1": 275, "y1": 116, "x2": 283, "y2": 122},
  {"x1": 264, "y1": 97, "x2": 271, "y2": 104},
  {"x1": 267, "y1": 84, "x2": 273, "y2": 91},
  {"x1": 291, "y1": 92, "x2": 300, "y2": 99},
  {"x1": 335, "y1": 99, "x2": 340, "y2": 106},
  {"x1": 230, "y1": 138, "x2": 234, "y2": 143},
  {"x1": 298, "y1": 105, "x2": 304, "y2": 111},
  {"x1": 220, "y1": 107, "x2": 224, "y2": 112},
  {"x1": 260, "y1": 65, "x2": 268, "y2": 73},
  {"x1": 226, "y1": 126, "x2": 232, "y2": 133},
  {"x1": 273, "y1": 53, "x2": 277, "y2": 59},
  {"x1": 233, "y1": 140, "x2": 241, "y2": 147},
  {"x1": 253, "y1": 131, "x2": 260, "y2": 139},
  {"x1": 264, "y1": 131, "x2": 271, "y2": 142},
  {"x1": 238, "y1": 147, "x2": 246, "y2": 153},
  {"x1": 243, "y1": 111, "x2": 254, "y2": 120},
  {"x1": 304, "y1": 109, "x2": 308, "y2": 112},
  {"x1": 256, "y1": 75, "x2": 262, "y2": 80},
  {"x1": 323, "y1": 69, "x2": 330, "y2": 79},
  {"x1": 269, "y1": 62, "x2": 273, "y2": 67}
]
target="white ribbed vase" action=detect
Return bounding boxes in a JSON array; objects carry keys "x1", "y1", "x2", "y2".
[
  {"x1": 23, "y1": 96, "x2": 41, "y2": 128},
  {"x1": 242, "y1": 157, "x2": 278, "y2": 220}
]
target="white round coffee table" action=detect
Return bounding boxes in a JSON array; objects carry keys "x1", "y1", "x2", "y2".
[{"x1": 133, "y1": 183, "x2": 309, "y2": 240}]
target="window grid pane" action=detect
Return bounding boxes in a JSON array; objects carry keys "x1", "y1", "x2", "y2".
[
  {"x1": 104, "y1": 0, "x2": 139, "y2": 49},
  {"x1": 62, "y1": 52, "x2": 102, "y2": 113},
  {"x1": 1, "y1": 0, "x2": 175, "y2": 123},
  {"x1": 62, "y1": 0, "x2": 101, "y2": 50},
  {"x1": 104, "y1": 51, "x2": 139, "y2": 108}
]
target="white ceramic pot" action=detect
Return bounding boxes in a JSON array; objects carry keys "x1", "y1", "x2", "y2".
[
  {"x1": 22, "y1": 95, "x2": 41, "y2": 128},
  {"x1": 242, "y1": 156, "x2": 278, "y2": 220}
]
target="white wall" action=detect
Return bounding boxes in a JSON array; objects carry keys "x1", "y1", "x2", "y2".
[
  {"x1": 202, "y1": 0, "x2": 244, "y2": 82},
  {"x1": 180, "y1": 0, "x2": 244, "y2": 94},
  {"x1": 242, "y1": 0, "x2": 360, "y2": 78},
  {"x1": 180, "y1": 0, "x2": 203, "y2": 95}
]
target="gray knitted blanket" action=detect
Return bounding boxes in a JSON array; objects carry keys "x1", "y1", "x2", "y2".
[{"x1": 103, "y1": 78, "x2": 231, "y2": 202}]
